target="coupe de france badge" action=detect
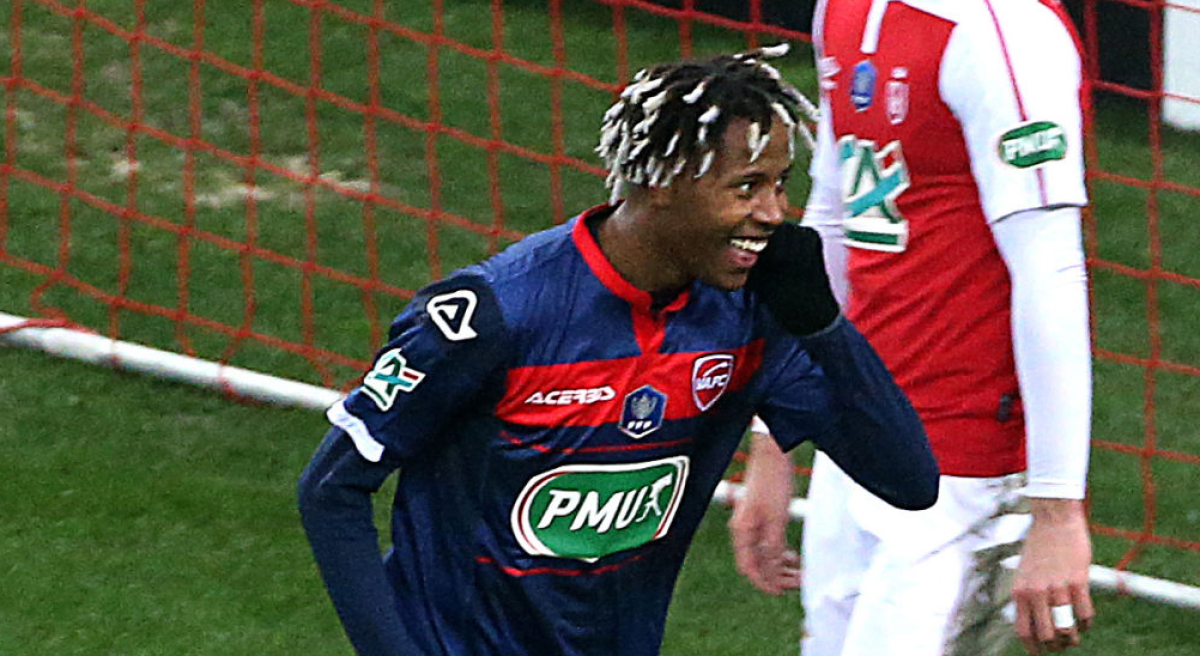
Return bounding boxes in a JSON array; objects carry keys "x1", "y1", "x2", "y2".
[
  {"x1": 620, "y1": 385, "x2": 667, "y2": 439},
  {"x1": 851, "y1": 60, "x2": 877, "y2": 112}
]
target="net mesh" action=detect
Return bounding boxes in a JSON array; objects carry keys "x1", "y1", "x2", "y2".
[{"x1": 1, "y1": 0, "x2": 1197, "y2": 588}]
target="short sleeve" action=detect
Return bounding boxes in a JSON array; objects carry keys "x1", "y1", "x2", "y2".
[
  {"x1": 328, "y1": 274, "x2": 510, "y2": 463},
  {"x1": 940, "y1": 1, "x2": 1087, "y2": 222}
]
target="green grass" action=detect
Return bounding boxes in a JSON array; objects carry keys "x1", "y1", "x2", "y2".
[
  {"x1": 2, "y1": 0, "x2": 1199, "y2": 654},
  {"x1": 1, "y1": 348, "x2": 1197, "y2": 656}
]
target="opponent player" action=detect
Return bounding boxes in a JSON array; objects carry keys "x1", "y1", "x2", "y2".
[
  {"x1": 297, "y1": 46, "x2": 939, "y2": 656},
  {"x1": 729, "y1": 1, "x2": 1094, "y2": 655}
]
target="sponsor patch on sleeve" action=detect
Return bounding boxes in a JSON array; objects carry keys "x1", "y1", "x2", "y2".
[
  {"x1": 997, "y1": 120, "x2": 1067, "y2": 169},
  {"x1": 361, "y1": 348, "x2": 426, "y2": 411}
]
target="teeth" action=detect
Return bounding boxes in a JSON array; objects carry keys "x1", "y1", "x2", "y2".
[{"x1": 730, "y1": 238, "x2": 766, "y2": 253}]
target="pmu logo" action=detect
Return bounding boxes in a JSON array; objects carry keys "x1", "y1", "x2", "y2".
[
  {"x1": 510, "y1": 456, "x2": 690, "y2": 561},
  {"x1": 692, "y1": 353, "x2": 734, "y2": 411},
  {"x1": 619, "y1": 385, "x2": 666, "y2": 439}
]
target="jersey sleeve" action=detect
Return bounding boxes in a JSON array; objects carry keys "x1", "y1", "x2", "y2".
[
  {"x1": 940, "y1": 0, "x2": 1087, "y2": 223},
  {"x1": 327, "y1": 273, "x2": 510, "y2": 463},
  {"x1": 757, "y1": 319, "x2": 939, "y2": 510},
  {"x1": 754, "y1": 333, "x2": 838, "y2": 452},
  {"x1": 992, "y1": 207, "x2": 1091, "y2": 499},
  {"x1": 803, "y1": 94, "x2": 851, "y2": 306}
]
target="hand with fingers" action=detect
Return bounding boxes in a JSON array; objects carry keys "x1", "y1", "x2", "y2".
[
  {"x1": 727, "y1": 430, "x2": 802, "y2": 596},
  {"x1": 1012, "y1": 498, "x2": 1095, "y2": 655}
]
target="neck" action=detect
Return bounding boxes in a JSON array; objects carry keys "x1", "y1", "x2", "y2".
[{"x1": 594, "y1": 201, "x2": 688, "y2": 296}]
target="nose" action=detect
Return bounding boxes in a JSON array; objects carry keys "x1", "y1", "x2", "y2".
[{"x1": 751, "y1": 188, "x2": 786, "y2": 227}]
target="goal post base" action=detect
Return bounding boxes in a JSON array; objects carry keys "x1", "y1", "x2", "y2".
[{"x1": 4, "y1": 309, "x2": 1198, "y2": 612}]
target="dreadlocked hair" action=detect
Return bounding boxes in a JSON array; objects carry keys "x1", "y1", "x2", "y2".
[{"x1": 596, "y1": 43, "x2": 818, "y2": 202}]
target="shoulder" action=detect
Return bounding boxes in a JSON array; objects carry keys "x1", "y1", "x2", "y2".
[
  {"x1": 903, "y1": 0, "x2": 1078, "y2": 56},
  {"x1": 477, "y1": 218, "x2": 588, "y2": 316},
  {"x1": 899, "y1": 0, "x2": 1072, "y2": 28},
  {"x1": 411, "y1": 216, "x2": 593, "y2": 340}
]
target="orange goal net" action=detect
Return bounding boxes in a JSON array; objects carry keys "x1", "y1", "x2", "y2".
[{"x1": 1, "y1": 0, "x2": 1197, "y2": 603}]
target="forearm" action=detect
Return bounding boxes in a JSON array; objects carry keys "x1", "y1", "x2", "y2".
[
  {"x1": 297, "y1": 428, "x2": 412, "y2": 656},
  {"x1": 742, "y1": 430, "x2": 795, "y2": 502},
  {"x1": 993, "y1": 208, "x2": 1092, "y2": 500},
  {"x1": 800, "y1": 318, "x2": 939, "y2": 510}
]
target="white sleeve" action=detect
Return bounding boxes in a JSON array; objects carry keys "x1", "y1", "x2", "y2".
[
  {"x1": 991, "y1": 207, "x2": 1091, "y2": 499},
  {"x1": 801, "y1": 94, "x2": 850, "y2": 307},
  {"x1": 941, "y1": 0, "x2": 1087, "y2": 222},
  {"x1": 750, "y1": 414, "x2": 769, "y2": 435}
]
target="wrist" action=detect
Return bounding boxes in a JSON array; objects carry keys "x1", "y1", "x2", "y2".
[
  {"x1": 744, "y1": 432, "x2": 794, "y2": 491},
  {"x1": 1028, "y1": 497, "x2": 1086, "y2": 525}
]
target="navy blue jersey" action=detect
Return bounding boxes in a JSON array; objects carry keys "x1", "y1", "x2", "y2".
[{"x1": 300, "y1": 204, "x2": 936, "y2": 656}]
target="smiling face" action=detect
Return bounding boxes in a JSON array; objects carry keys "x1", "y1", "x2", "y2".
[{"x1": 649, "y1": 117, "x2": 794, "y2": 292}]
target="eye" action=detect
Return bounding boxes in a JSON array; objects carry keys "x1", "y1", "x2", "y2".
[{"x1": 736, "y1": 181, "x2": 755, "y2": 198}]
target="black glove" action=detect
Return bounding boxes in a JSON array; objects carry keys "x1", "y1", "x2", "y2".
[{"x1": 745, "y1": 222, "x2": 841, "y2": 335}]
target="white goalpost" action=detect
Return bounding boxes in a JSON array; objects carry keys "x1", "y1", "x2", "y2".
[{"x1": 4, "y1": 309, "x2": 1199, "y2": 612}]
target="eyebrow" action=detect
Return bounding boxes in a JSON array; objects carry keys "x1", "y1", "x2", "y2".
[{"x1": 730, "y1": 164, "x2": 793, "y2": 184}]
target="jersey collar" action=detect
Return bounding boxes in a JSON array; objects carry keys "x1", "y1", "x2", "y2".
[{"x1": 572, "y1": 204, "x2": 691, "y2": 316}]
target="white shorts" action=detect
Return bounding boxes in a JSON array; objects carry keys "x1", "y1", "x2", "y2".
[{"x1": 801, "y1": 451, "x2": 1032, "y2": 656}]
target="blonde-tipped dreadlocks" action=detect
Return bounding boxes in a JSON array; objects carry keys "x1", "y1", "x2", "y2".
[{"x1": 597, "y1": 44, "x2": 818, "y2": 203}]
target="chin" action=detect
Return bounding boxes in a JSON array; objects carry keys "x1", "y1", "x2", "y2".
[{"x1": 707, "y1": 271, "x2": 750, "y2": 292}]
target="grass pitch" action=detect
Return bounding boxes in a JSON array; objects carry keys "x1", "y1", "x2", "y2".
[{"x1": 2, "y1": 0, "x2": 1198, "y2": 654}]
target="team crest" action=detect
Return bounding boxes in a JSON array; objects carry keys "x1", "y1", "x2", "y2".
[
  {"x1": 361, "y1": 348, "x2": 426, "y2": 411},
  {"x1": 885, "y1": 67, "x2": 908, "y2": 125},
  {"x1": 851, "y1": 60, "x2": 877, "y2": 112},
  {"x1": 691, "y1": 353, "x2": 735, "y2": 411},
  {"x1": 619, "y1": 385, "x2": 667, "y2": 439}
]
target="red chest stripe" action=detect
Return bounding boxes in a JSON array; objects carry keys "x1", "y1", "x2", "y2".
[{"x1": 497, "y1": 340, "x2": 764, "y2": 427}]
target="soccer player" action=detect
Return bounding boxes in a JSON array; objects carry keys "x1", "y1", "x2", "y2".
[
  {"x1": 728, "y1": 1, "x2": 1094, "y2": 655},
  {"x1": 297, "y1": 46, "x2": 939, "y2": 656}
]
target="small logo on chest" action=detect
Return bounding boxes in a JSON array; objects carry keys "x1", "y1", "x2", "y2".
[
  {"x1": 851, "y1": 60, "x2": 877, "y2": 112},
  {"x1": 692, "y1": 353, "x2": 735, "y2": 411},
  {"x1": 619, "y1": 385, "x2": 667, "y2": 439},
  {"x1": 885, "y1": 67, "x2": 909, "y2": 125}
]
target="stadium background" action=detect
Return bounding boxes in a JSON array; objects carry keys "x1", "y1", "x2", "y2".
[{"x1": 1, "y1": 0, "x2": 1197, "y2": 654}]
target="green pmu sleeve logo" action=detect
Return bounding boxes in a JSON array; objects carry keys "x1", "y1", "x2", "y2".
[
  {"x1": 997, "y1": 121, "x2": 1067, "y2": 169},
  {"x1": 510, "y1": 456, "x2": 690, "y2": 561}
]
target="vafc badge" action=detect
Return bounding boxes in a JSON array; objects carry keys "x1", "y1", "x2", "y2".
[
  {"x1": 691, "y1": 353, "x2": 735, "y2": 411},
  {"x1": 886, "y1": 67, "x2": 909, "y2": 126},
  {"x1": 850, "y1": 60, "x2": 877, "y2": 112},
  {"x1": 619, "y1": 385, "x2": 667, "y2": 439}
]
